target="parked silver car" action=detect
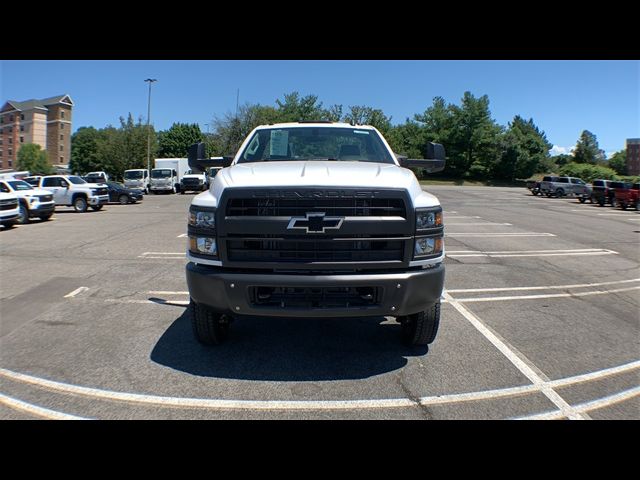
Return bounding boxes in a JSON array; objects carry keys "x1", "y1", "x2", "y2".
[{"x1": 539, "y1": 176, "x2": 591, "y2": 200}]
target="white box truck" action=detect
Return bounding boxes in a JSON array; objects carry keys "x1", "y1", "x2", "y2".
[{"x1": 150, "y1": 158, "x2": 189, "y2": 194}]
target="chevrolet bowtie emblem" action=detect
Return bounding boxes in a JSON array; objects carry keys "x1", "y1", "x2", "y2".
[{"x1": 287, "y1": 212, "x2": 344, "y2": 233}]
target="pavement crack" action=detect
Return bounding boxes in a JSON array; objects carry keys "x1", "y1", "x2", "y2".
[{"x1": 394, "y1": 372, "x2": 433, "y2": 420}]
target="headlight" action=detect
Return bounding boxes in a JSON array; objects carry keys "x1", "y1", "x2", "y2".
[
  {"x1": 416, "y1": 209, "x2": 442, "y2": 230},
  {"x1": 414, "y1": 237, "x2": 443, "y2": 258},
  {"x1": 189, "y1": 236, "x2": 217, "y2": 256},
  {"x1": 188, "y1": 208, "x2": 216, "y2": 229}
]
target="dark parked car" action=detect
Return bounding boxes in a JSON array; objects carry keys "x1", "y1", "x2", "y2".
[
  {"x1": 591, "y1": 179, "x2": 617, "y2": 206},
  {"x1": 105, "y1": 181, "x2": 144, "y2": 204},
  {"x1": 84, "y1": 174, "x2": 108, "y2": 185}
]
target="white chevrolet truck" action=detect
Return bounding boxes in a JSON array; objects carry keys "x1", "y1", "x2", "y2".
[
  {"x1": 37, "y1": 175, "x2": 109, "y2": 212},
  {"x1": 0, "y1": 191, "x2": 20, "y2": 228},
  {"x1": 185, "y1": 122, "x2": 446, "y2": 347}
]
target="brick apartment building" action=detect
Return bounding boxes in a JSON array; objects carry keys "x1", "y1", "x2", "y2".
[
  {"x1": 0, "y1": 94, "x2": 73, "y2": 170},
  {"x1": 627, "y1": 138, "x2": 640, "y2": 176}
]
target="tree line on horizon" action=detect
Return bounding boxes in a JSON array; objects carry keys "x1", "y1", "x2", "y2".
[{"x1": 16, "y1": 91, "x2": 629, "y2": 183}]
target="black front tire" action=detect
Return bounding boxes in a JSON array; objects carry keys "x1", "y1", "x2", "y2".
[
  {"x1": 90, "y1": 205, "x2": 104, "y2": 211},
  {"x1": 39, "y1": 213, "x2": 52, "y2": 221},
  {"x1": 190, "y1": 300, "x2": 230, "y2": 345},
  {"x1": 17, "y1": 204, "x2": 30, "y2": 224},
  {"x1": 119, "y1": 194, "x2": 129, "y2": 205},
  {"x1": 1, "y1": 221, "x2": 16, "y2": 229},
  {"x1": 73, "y1": 197, "x2": 88, "y2": 212},
  {"x1": 400, "y1": 302, "x2": 441, "y2": 346},
  {"x1": 578, "y1": 197, "x2": 586, "y2": 204}
]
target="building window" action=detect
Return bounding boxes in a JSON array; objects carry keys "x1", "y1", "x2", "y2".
[
  {"x1": 60, "y1": 134, "x2": 63, "y2": 141},
  {"x1": 8, "y1": 160, "x2": 12, "y2": 167},
  {"x1": 20, "y1": 125, "x2": 24, "y2": 132},
  {"x1": 8, "y1": 138, "x2": 12, "y2": 144},
  {"x1": 0, "y1": 116, "x2": 3, "y2": 123},
  {"x1": 20, "y1": 114, "x2": 24, "y2": 120},
  {"x1": 61, "y1": 123, "x2": 64, "y2": 130},
  {"x1": 8, "y1": 127, "x2": 12, "y2": 133},
  {"x1": 9, "y1": 115, "x2": 14, "y2": 121},
  {"x1": 61, "y1": 111, "x2": 65, "y2": 119},
  {"x1": 60, "y1": 156, "x2": 64, "y2": 163},
  {"x1": 20, "y1": 137, "x2": 24, "y2": 143},
  {"x1": 8, "y1": 149, "x2": 12, "y2": 155},
  {"x1": 60, "y1": 145, "x2": 63, "y2": 152}
]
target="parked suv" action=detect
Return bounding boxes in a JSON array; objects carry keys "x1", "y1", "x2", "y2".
[
  {"x1": 590, "y1": 179, "x2": 616, "y2": 206},
  {"x1": 0, "y1": 178, "x2": 55, "y2": 223},
  {"x1": 37, "y1": 175, "x2": 109, "y2": 212},
  {"x1": 613, "y1": 182, "x2": 639, "y2": 210}
]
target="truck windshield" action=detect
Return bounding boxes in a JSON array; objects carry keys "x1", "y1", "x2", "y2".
[
  {"x1": 124, "y1": 171, "x2": 144, "y2": 179},
  {"x1": 152, "y1": 169, "x2": 171, "y2": 178},
  {"x1": 237, "y1": 127, "x2": 395, "y2": 164},
  {"x1": 8, "y1": 180, "x2": 33, "y2": 191},
  {"x1": 69, "y1": 176, "x2": 87, "y2": 184}
]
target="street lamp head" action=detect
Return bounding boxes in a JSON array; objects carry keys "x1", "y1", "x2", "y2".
[{"x1": 144, "y1": 78, "x2": 157, "y2": 83}]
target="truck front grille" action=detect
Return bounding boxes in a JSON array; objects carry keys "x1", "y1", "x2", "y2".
[
  {"x1": 226, "y1": 197, "x2": 406, "y2": 218},
  {"x1": 0, "y1": 199, "x2": 18, "y2": 210},
  {"x1": 182, "y1": 178, "x2": 201, "y2": 186},
  {"x1": 38, "y1": 195, "x2": 53, "y2": 202},
  {"x1": 227, "y1": 235, "x2": 404, "y2": 263},
  {"x1": 249, "y1": 285, "x2": 382, "y2": 309}
]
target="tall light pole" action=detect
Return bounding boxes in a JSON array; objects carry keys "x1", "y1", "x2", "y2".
[{"x1": 144, "y1": 78, "x2": 157, "y2": 175}]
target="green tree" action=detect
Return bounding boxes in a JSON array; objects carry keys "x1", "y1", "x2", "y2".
[
  {"x1": 16, "y1": 143, "x2": 52, "y2": 174},
  {"x1": 274, "y1": 92, "x2": 327, "y2": 122},
  {"x1": 493, "y1": 116, "x2": 552, "y2": 180},
  {"x1": 343, "y1": 106, "x2": 392, "y2": 135},
  {"x1": 158, "y1": 123, "x2": 204, "y2": 158},
  {"x1": 573, "y1": 130, "x2": 605, "y2": 164},
  {"x1": 386, "y1": 119, "x2": 426, "y2": 159},
  {"x1": 607, "y1": 149, "x2": 626, "y2": 175},
  {"x1": 70, "y1": 127, "x2": 106, "y2": 174}
]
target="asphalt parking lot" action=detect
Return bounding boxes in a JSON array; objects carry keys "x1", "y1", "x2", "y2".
[{"x1": 0, "y1": 186, "x2": 638, "y2": 420}]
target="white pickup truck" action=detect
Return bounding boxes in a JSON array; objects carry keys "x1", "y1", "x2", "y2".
[
  {"x1": 0, "y1": 178, "x2": 55, "y2": 223},
  {"x1": 0, "y1": 191, "x2": 20, "y2": 228},
  {"x1": 184, "y1": 122, "x2": 446, "y2": 347},
  {"x1": 37, "y1": 175, "x2": 109, "y2": 212}
]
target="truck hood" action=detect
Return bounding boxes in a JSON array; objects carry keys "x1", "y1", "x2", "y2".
[
  {"x1": 199, "y1": 161, "x2": 440, "y2": 209},
  {"x1": 219, "y1": 161, "x2": 417, "y2": 189}
]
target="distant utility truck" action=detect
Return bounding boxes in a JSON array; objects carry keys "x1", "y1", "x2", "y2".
[{"x1": 150, "y1": 158, "x2": 189, "y2": 194}]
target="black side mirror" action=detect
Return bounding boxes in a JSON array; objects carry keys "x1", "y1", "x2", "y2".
[
  {"x1": 397, "y1": 142, "x2": 446, "y2": 173},
  {"x1": 188, "y1": 143, "x2": 232, "y2": 173}
]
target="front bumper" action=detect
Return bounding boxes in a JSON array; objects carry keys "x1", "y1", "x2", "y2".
[
  {"x1": 186, "y1": 262, "x2": 445, "y2": 317},
  {"x1": 150, "y1": 184, "x2": 173, "y2": 191},
  {"x1": 89, "y1": 195, "x2": 109, "y2": 205},
  {"x1": 29, "y1": 202, "x2": 55, "y2": 216},
  {"x1": 0, "y1": 209, "x2": 19, "y2": 222}
]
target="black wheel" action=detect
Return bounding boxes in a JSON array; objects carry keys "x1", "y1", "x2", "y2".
[
  {"x1": 611, "y1": 197, "x2": 617, "y2": 208},
  {"x1": 634, "y1": 200, "x2": 639, "y2": 211},
  {"x1": 16, "y1": 204, "x2": 30, "y2": 224},
  {"x1": 555, "y1": 188, "x2": 565, "y2": 197},
  {"x1": 1, "y1": 221, "x2": 16, "y2": 229},
  {"x1": 181, "y1": 190, "x2": 186, "y2": 195},
  {"x1": 598, "y1": 199, "x2": 605, "y2": 207},
  {"x1": 118, "y1": 194, "x2": 129, "y2": 205},
  {"x1": 190, "y1": 299, "x2": 230, "y2": 345},
  {"x1": 621, "y1": 202, "x2": 628, "y2": 210},
  {"x1": 73, "y1": 196, "x2": 88, "y2": 212},
  {"x1": 90, "y1": 205, "x2": 104, "y2": 211},
  {"x1": 39, "y1": 213, "x2": 52, "y2": 221},
  {"x1": 590, "y1": 195, "x2": 595, "y2": 204},
  {"x1": 578, "y1": 197, "x2": 586, "y2": 204},
  {"x1": 400, "y1": 302, "x2": 440, "y2": 346}
]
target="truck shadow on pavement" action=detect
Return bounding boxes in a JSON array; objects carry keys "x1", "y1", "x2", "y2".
[{"x1": 150, "y1": 309, "x2": 428, "y2": 381}]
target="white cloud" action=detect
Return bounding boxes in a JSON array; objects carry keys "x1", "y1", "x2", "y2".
[{"x1": 550, "y1": 145, "x2": 574, "y2": 156}]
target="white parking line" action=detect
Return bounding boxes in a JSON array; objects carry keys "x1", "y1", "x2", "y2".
[
  {"x1": 447, "y1": 277, "x2": 640, "y2": 294},
  {"x1": 0, "y1": 392, "x2": 89, "y2": 420},
  {"x1": 148, "y1": 291, "x2": 189, "y2": 295},
  {"x1": 446, "y1": 223, "x2": 512, "y2": 226},
  {"x1": 0, "y1": 360, "x2": 637, "y2": 413},
  {"x1": 447, "y1": 248, "x2": 617, "y2": 258},
  {"x1": 452, "y1": 285, "x2": 640, "y2": 303},
  {"x1": 446, "y1": 232, "x2": 556, "y2": 237},
  {"x1": 177, "y1": 233, "x2": 188, "y2": 238},
  {"x1": 515, "y1": 385, "x2": 640, "y2": 420},
  {"x1": 104, "y1": 298, "x2": 189, "y2": 306},
  {"x1": 63, "y1": 287, "x2": 90, "y2": 298},
  {"x1": 443, "y1": 292, "x2": 588, "y2": 420}
]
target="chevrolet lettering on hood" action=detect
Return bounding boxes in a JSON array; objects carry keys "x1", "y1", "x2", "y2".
[{"x1": 252, "y1": 190, "x2": 381, "y2": 199}]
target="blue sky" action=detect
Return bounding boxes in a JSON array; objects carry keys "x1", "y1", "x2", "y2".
[{"x1": 1, "y1": 60, "x2": 638, "y2": 157}]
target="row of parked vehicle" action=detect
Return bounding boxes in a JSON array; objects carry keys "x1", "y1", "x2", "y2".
[
  {"x1": 526, "y1": 176, "x2": 640, "y2": 210},
  {"x1": 0, "y1": 170, "x2": 145, "y2": 229}
]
